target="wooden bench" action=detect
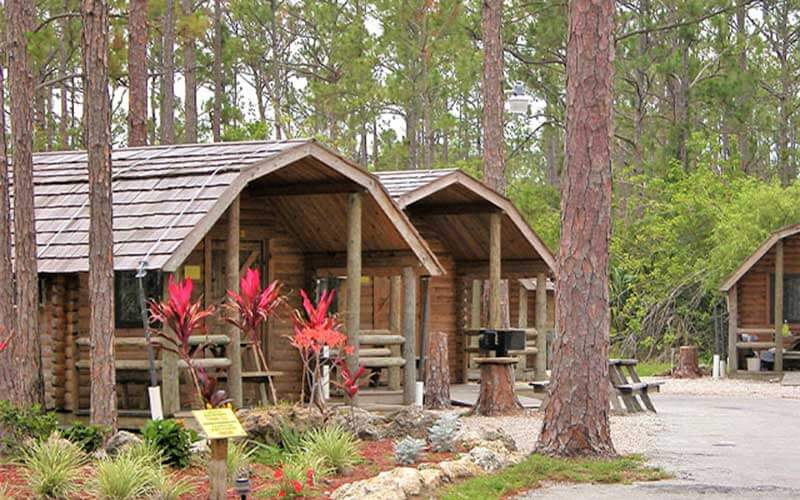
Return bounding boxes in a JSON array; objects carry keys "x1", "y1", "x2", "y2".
[{"x1": 609, "y1": 359, "x2": 662, "y2": 413}]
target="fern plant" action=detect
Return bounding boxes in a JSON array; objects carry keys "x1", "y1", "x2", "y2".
[
  {"x1": 20, "y1": 433, "x2": 87, "y2": 499},
  {"x1": 428, "y1": 414, "x2": 459, "y2": 452},
  {"x1": 393, "y1": 437, "x2": 426, "y2": 465}
]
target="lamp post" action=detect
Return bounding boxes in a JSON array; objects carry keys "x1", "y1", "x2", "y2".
[{"x1": 506, "y1": 82, "x2": 533, "y2": 115}]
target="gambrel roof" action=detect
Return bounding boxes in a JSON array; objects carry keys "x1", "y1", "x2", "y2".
[
  {"x1": 719, "y1": 223, "x2": 800, "y2": 292},
  {"x1": 18, "y1": 140, "x2": 442, "y2": 275}
]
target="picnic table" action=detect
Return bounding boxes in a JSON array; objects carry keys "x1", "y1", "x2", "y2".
[
  {"x1": 608, "y1": 358, "x2": 663, "y2": 413},
  {"x1": 527, "y1": 358, "x2": 663, "y2": 413}
]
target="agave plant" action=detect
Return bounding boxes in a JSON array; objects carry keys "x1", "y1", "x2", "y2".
[
  {"x1": 149, "y1": 276, "x2": 218, "y2": 407},
  {"x1": 224, "y1": 268, "x2": 283, "y2": 403},
  {"x1": 289, "y1": 289, "x2": 351, "y2": 409}
]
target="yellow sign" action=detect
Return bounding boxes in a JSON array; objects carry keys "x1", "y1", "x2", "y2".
[
  {"x1": 192, "y1": 408, "x2": 247, "y2": 440},
  {"x1": 183, "y1": 265, "x2": 202, "y2": 280}
]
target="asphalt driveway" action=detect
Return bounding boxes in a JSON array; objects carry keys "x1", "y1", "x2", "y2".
[{"x1": 519, "y1": 393, "x2": 800, "y2": 499}]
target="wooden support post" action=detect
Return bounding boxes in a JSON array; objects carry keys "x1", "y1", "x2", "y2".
[
  {"x1": 402, "y1": 266, "x2": 417, "y2": 405},
  {"x1": 162, "y1": 272, "x2": 180, "y2": 416},
  {"x1": 535, "y1": 272, "x2": 548, "y2": 380},
  {"x1": 488, "y1": 212, "x2": 501, "y2": 329},
  {"x1": 388, "y1": 276, "x2": 402, "y2": 390},
  {"x1": 209, "y1": 438, "x2": 228, "y2": 500},
  {"x1": 65, "y1": 278, "x2": 79, "y2": 412},
  {"x1": 226, "y1": 197, "x2": 243, "y2": 406},
  {"x1": 727, "y1": 284, "x2": 738, "y2": 375},
  {"x1": 516, "y1": 284, "x2": 528, "y2": 379},
  {"x1": 419, "y1": 277, "x2": 431, "y2": 381},
  {"x1": 346, "y1": 193, "x2": 362, "y2": 398},
  {"x1": 775, "y1": 239, "x2": 784, "y2": 373},
  {"x1": 464, "y1": 280, "x2": 481, "y2": 382}
]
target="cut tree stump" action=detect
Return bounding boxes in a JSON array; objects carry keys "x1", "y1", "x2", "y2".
[
  {"x1": 424, "y1": 331, "x2": 451, "y2": 409},
  {"x1": 672, "y1": 346, "x2": 703, "y2": 378},
  {"x1": 470, "y1": 357, "x2": 523, "y2": 416}
]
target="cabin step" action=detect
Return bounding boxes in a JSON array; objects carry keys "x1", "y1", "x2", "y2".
[
  {"x1": 332, "y1": 348, "x2": 391, "y2": 357},
  {"x1": 361, "y1": 357, "x2": 405, "y2": 368},
  {"x1": 76, "y1": 357, "x2": 231, "y2": 370},
  {"x1": 360, "y1": 335, "x2": 405, "y2": 345},
  {"x1": 76, "y1": 334, "x2": 230, "y2": 347}
]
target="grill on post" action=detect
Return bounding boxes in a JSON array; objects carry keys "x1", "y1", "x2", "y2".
[{"x1": 478, "y1": 329, "x2": 526, "y2": 358}]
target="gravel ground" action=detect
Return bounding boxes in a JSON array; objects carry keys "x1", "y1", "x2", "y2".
[
  {"x1": 650, "y1": 375, "x2": 800, "y2": 399},
  {"x1": 458, "y1": 410, "x2": 663, "y2": 455}
]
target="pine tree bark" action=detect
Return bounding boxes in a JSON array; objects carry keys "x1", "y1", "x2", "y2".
[
  {"x1": 673, "y1": 346, "x2": 702, "y2": 379},
  {"x1": 537, "y1": 0, "x2": 616, "y2": 458},
  {"x1": 82, "y1": 0, "x2": 118, "y2": 429},
  {"x1": 424, "y1": 331, "x2": 451, "y2": 409},
  {"x1": 59, "y1": 0, "x2": 71, "y2": 150},
  {"x1": 7, "y1": 0, "x2": 44, "y2": 406},
  {"x1": 161, "y1": 0, "x2": 176, "y2": 144},
  {"x1": 212, "y1": 0, "x2": 223, "y2": 142},
  {"x1": 481, "y1": 0, "x2": 505, "y2": 193},
  {"x1": 0, "y1": 66, "x2": 14, "y2": 364},
  {"x1": 182, "y1": 0, "x2": 197, "y2": 143},
  {"x1": 128, "y1": 0, "x2": 148, "y2": 147}
]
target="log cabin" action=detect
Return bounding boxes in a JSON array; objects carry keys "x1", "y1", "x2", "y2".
[
  {"x1": 720, "y1": 223, "x2": 800, "y2": 375},
  {"x1": 28, "y1": 140, "x2": 444, "y2": 425},
  {"x1": 372, "y1": 169, "x2": 557, "y2": 385}
]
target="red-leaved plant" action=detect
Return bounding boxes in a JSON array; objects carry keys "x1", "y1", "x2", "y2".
[
  {"x1": 224, "y1": 268, "x2": 283, "y2": 403},
  {"x1": 0, "y1": 326, "x2": 13, "y2": 353},
  {"x1": 272, "y1": 466, "x2": 315, "y2": 498},
  {"x1": 148, "y1": 276, "x2": 224, "y2": 408},
  {"x1": 289, "y1": 289, "x2": 351, "y2": 410},
  {"x1": 334, "y1": 358, "x2": 370, "y2": 429}
]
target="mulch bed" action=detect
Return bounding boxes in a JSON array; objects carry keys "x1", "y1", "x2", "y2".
[{"x1": 0, "y1": 439, "x2": 458, "y2": 499}]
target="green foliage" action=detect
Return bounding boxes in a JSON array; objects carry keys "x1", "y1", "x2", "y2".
[
  {"x1": 393, "y1": 437, "x2": 426, "y2": 465},
  {"x1": 151, "y1": 468, "x2": 198, "y2": 500},
  {"x1": 61, "y1": 422, "x2": 109, "y2": 453},
  {"x1": 250, "y1": 441, "x2": 287, "y2": 466},
  {"x1": 428, "y1": 414, "x2": 459, "y2": 452},
  {"x1": 20, "y1": 433, "x2": 87, "y2": 499},
  {"x1": 300, "y1": 425, "x2": 361, "y2": 473},
  {"x1": 141, "y1": 419, "x2": 197, "y2": 468},
  {"x1": 91, "y1": 442, "x2": 163, "y2": 500},
  {"x1": 227, "y1": 440, "x2": 255, "y2": 484},
  {"x1": 440, "y1": 454, "x2": 668, "y2": 500},
  {"x1": 0, "y1": 401, "x2": 59, "y2": 455}
]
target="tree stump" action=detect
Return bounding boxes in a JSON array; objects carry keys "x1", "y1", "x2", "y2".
[
  {"x1": 672, "y1": 346, "x2": 703, "y2": 378},
  {"x1": 424, "y1": 331, "x2": 451, "y2": 409},
  {"x1": 471, "y1": 358, "x2": 523, "y2": 416}
]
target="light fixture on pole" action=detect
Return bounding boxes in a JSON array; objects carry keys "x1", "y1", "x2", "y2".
[{"x1": 506, "y1": 82, "x2": 532, "y2": 115}]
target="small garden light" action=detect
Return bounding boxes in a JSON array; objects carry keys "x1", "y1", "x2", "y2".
[{"x1": 234, "y1": 474, "x2": 251, "y2": 499}]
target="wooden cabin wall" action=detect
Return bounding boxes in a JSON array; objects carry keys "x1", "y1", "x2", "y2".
[
  {"x1": 40, "y1": 274, "x2": 69, "y2": 410},
  {"x1": 736, "y1": 234, "x2": 800, "y2": 341}
]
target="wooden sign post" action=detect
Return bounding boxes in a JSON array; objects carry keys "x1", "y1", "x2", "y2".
[{"x1": 193, "y1": 408, "x2": 247, "y2": 499}]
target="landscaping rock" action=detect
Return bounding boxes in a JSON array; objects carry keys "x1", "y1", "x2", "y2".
[
  {"x1": 190, "y1": 439, "x2": 209, "y2": 456},
  {"x1": 237, "y1": 405, "x2": 324, "y2": 445},
  {"x1": 382, "y1": 407, "x2": 438, "y2": 439},
  {"x1": 104, "y1": 430, "x2": 142, "y2": 457},
  {"x1": 468, "y1": 446, "x2": 506, "y2": 472},
  {"x1": 330, "y1": 467, "x2": 423, "y2": 500},
  {"x1": 419, "y1": 468, "x2": 444, "y2": 489},
  {"x1": 455, "y1": 425, "x2": 517, "y2": 452},
  {"x1": 329, "y1": 406, "x2": 387, "y2": 440},
  {"x1": 437, "y1": 456, "x2": 483, "y2": 481}
]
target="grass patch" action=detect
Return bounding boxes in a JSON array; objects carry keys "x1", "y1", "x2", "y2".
[
  {"x1": 635, "y1": 361, "x2": 672, "y2": 377},
  {"x1": 439, "y1": 454, "x2": 668, "y2": 500}
]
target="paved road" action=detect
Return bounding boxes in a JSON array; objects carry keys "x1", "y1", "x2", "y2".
[{"x1": 520, "y1": 394, "x2": 800, "y2": 499}]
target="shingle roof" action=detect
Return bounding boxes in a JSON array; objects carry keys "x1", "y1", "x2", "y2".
[
  {"x1": 373, "y1": 169, "x2": 456, "y2": 199},
  {"x1": 17, "y1": 139, "x2": 443, "y2": 275}
]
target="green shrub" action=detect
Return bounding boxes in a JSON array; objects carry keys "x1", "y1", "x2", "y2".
[
  {"x1": 141, "y1": 419, "x2": 197, "y2": 468},
  {"x1": 91, "y1": 444, "x2": 161, "y2": 500},
  {"x1": 301, "y1": 425, "x2": 360, "y2": 473},
  {"x1": 151, "y1": 468, "x2": 197, "y2": 500},
  {"x1": 20, "y1": 433, "x2": 87, "y2": 499},
  {"x1": 278, "y1": 423, "x2": 305, "y2": 453},
  {"x1": 227, "y1": 440, "x2": 254, "y2": 484},
  {"x1": 0, "y1": 400, "x2": 59, "y2": 455},
  {"x1": 284, "y1": 449, "x2": 334, "y2": 481},
  {"x1": 61, "y1": 422, "x2": 109, "y2": 453},
  {"x1": 250, "y1": 441, "x2": 287, "y2": 466}
]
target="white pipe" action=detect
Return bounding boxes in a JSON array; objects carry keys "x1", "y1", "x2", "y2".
[
  {"x1": 148, "y1": 386, "x2": 164, "y2": 420},
  {"x1": 415, "y1": 381, "x2": 424, "y2": 407},
  {"x1": 712, "y1": 354, "x2": 720, "y2": 379},
  {"x1": 720, "y1": 360, "x2": 727, "y2": 378}
]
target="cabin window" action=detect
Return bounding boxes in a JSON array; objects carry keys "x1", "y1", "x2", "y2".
[
  {"x1": 769, "y1": 273, "x2": 800, "y2": 324},
  {"x1": 115, "y1": 271, "x2": 163, "y2": 328}
]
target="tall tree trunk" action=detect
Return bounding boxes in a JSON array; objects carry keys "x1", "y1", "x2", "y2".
[
  {"x1": 537, "y1": 0, "x2": 616, "y2": 458},
  {"x1": 59, "y1": 0, "x2": 71, "y2": 149},
  {"x1": 160, "y1": 0, "x2": 176, "y2": 144},
  {"x1": 0, "y1": 66, "x2": 15, "y2": 379},
  {"x1": 736, "y1": 0, "x2": 751, "y2": 174},
  {"x1": 82, "y1": 0, "x2": 117, "y2": 429},
  {"x1": 182, "y1": 0, "x2": 197, "y2": 143},
  {"x1": 128, "y1": 0, "x2": 148, "y2": 146},
  {"x1": 212, "y1": 0, "x2": 223, "y2": 141},
  {"x1": 7, "y1": 0, "x2": 44, "y2": 406},
  {"x1": 481, "y1": 0, "x2": 505, "y2": 193},
  {"x1": 406, "y1": 103, "x2": 418, "y2": 170}
]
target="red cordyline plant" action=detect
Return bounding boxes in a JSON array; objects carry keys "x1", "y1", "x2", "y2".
[
  {"x1": 224, "y1": 267, "x2": 283, "y2": 403},
  {"x1": 149, "y1": 276, "x2": 225, "y2": 408},
  {"x1": 334, "y1": 358, "x2": 369, "y2": 428},
  {"x1": 289, "y1": 289, "x2": 351, "y2": 410}
]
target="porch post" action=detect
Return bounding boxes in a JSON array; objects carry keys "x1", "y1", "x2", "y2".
[
  {"x1": 727, "y1": 284, "x2": 738, "y2": 375},
  {"x1": 419, "y1": 277, "x2": 431, "y2": 381},
  {"x1": 775, "y1": 239, "x2": 784, "y2": 373},
  {"x1": 226, "y1": 197, "x2": 243, "y2": 406},
  {"x1": 463, "y1": 280, "x2": 481, "y2": 383},
  {"x1": 388, "y1": 276, "x2": 402, "y2": 390},
  {"x1": 488, "y1": 212, "x2": 502, "y2": 329},
  {"x1": 162, "y1": 272, "x2": 180, "y2": 416},
  {"x1": 535, "y1": 272, "x2": 548, "y2": 380},
  {"x1": 402, "y1": 266, "x2": 417, "y2": 405},
  {"x1": 516, "y1": 283, "x2": 528, "y2": 379},
  {"x1": 346, "y1": 193, "x2": 362, "y2": 382}
]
